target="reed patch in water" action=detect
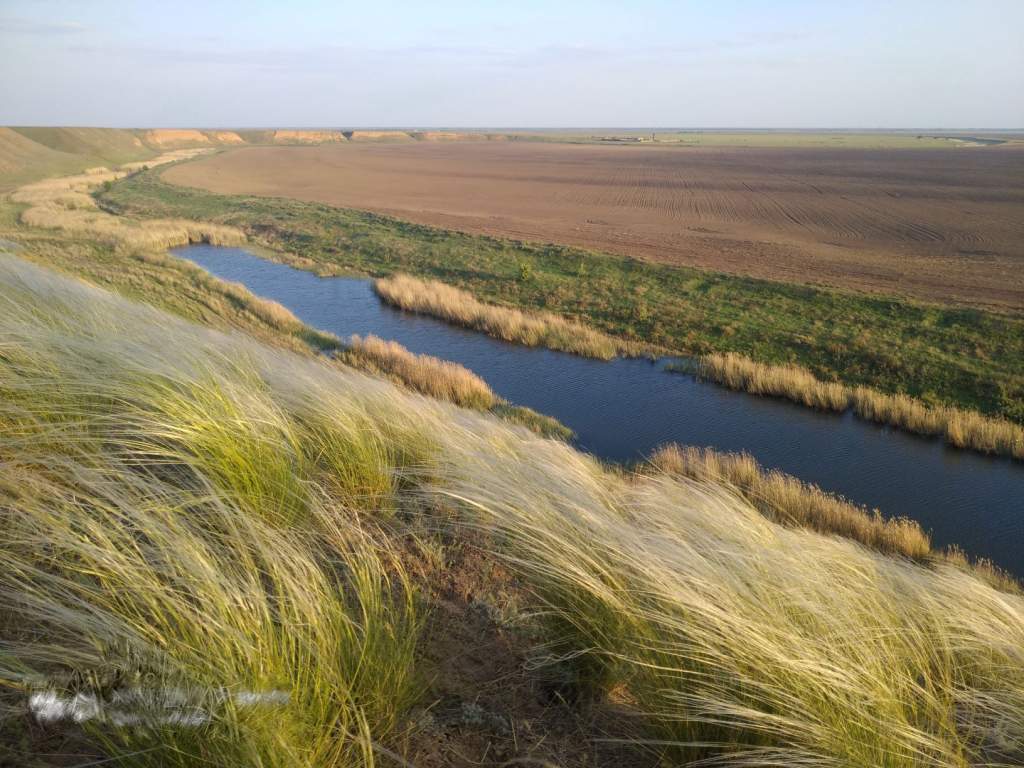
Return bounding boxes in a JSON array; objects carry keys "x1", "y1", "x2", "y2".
[
  {"x1": 340, "y1": 333, "x2": 496, "y2": 410},
  {"x1": 852, "y1": 386, "x2": 1024, "y2": 459},
  {"x1": 374, "y1": 273, "x2": 624, "y2": 359},
  {"x1": 684, "y1": 352, "x2": 1024, "y2": 460},
  {"x1": 695, "y1": 351, "x2": 850, "y2": 411}
]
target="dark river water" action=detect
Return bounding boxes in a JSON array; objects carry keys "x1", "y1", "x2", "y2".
[{"x1": 174, "y1": 245, "x2": 1024, "y2": 574}]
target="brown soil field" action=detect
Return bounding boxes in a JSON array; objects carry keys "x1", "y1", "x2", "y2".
[{"x1": 164, "y1": 142, "x2": 1024, "y2": 310}]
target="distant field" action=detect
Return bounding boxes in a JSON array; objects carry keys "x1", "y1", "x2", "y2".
[{"x1": 164, "y1": 141, "x2": 1024, "y2": 310}]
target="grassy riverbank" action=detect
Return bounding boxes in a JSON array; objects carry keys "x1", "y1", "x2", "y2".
[
  {"x1": 3, "y1": 255, "x2": 1023, "y2": 766},
  {"x1": 99, "y1": 168, "x2": 1024, "y2": 428}
]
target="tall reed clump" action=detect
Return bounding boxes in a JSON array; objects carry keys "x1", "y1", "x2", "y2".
[
  {"x1": 691, "y1": 352, "x2": 1024, "y2": 460},
  {"x1": 697, "y1": 351, "x2": 851, "y2": 411},
  {"x1": 852, "y1": 387, "x2": 1024, "y2": 460},
  {"x1": 648, "y1": 443, "x2": 931, "y2": 559},
  {"x1": 11, "y1": 155, "x2": 246, "y2": 251},
  {"x1": 374, "y1": 273, "x2": 622, "y2": 359},
  {"x1": 3, "y1": 254, "x2": 1023, "y2": 766},
  {"x1": 340, "y1": 333, "x2": 496, "y2": 410}
]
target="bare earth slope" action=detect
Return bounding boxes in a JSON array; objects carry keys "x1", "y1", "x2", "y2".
[{"x1": 164, "y1": 142, "x2": 1024, "y2": 310}]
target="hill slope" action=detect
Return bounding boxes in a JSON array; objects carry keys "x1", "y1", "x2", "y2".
[{"x1": 1, "y1": 253, "x2": 1022, "y2": 766}]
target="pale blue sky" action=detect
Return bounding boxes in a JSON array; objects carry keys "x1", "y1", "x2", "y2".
[{"x1": 2, "y1": 0, "x2": 1021, "y2": 128}]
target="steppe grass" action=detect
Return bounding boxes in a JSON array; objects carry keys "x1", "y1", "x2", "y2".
[
  {"x1": 444, "y1": 454, "x2": 1024, "y2": 766},
  {"x1": 98, "y1": 170, "x2": 1024, "y2": 426},
  {"x1": 2, "y1": 255, "x2": 1023, "y2": 766},
  {"x1": 0, "y1": 258, "x2": 422, "y2": 766}
]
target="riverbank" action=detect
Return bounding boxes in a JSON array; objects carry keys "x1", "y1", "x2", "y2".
[{"x1": 97, "y1": 167, "x2": 1024, "y2": 435}]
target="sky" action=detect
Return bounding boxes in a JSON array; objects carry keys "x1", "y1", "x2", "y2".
[{"x1": 2, "y1": 0, "x2": 1022, "y2": 128}]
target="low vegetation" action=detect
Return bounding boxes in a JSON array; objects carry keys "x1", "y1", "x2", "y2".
[
  {"x1": 685, "y1": 353, "x2": 1024, "y2": 460},
  {"x1": 3, "y1": 254, "x2": 1023, "y2": 766},
  {"x1": 2, "y1": 167, "x2": 572, "y2": 441},
  {"x1": 375, "y1": 273, "x2": 629, "y2": 359},
  {"x1": 98, "y1": 169, "x2": 1024, "y2": 431}
]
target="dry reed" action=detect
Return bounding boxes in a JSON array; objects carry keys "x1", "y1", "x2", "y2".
[
  {"x1": 340, "y1": 333, "x2": 496, "y2": 410},
  {"x1": 852, "y1": 386, "x2": 1024, "y2": 459},
  {"x1": 693, "y1": 352, "x2": 1024, "y2": 460},
  {"x1": 374, "y1": 273, "x2": 622, "y2": 359},
  {"x1": 697, "y1": 351, "x2": 850, "y2": 411},
  {"x1": 11, "y1": 152, "x2": 245, "y2": 251}
]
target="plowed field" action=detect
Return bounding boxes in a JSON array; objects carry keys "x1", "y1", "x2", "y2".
[{"x1": 164, "y1": 142, "x2": 1024, "y2": 310}]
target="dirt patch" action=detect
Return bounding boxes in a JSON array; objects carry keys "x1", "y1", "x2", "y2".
[
  {"x1": 400, "y1": 533, "x2": 652, "y2": 767},
  {"x1": 164, "y1": 142, "x2": 1024, "y2": 310},
  {"x1": 205, "y1": 130, "x2": 246, "y2": 144}
]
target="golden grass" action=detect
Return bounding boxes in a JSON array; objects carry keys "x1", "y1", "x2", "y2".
[
  {"x1": 374, "y1": 273, "x2": 625, "y2": 359},
  {"x1": 648, "y1": 443, "x2": 932, "y2": 559},
  {"x1": 693, "y1": 352, "x2": 1024, "y2": 460},
  {"x1": 852, "y1": 386, "x2": 1024, "y2": 459},
  {"x1": 340, "y1": 333, "x2": 496, "y2": 410},
  {"x1": 697, "y1": 351, "x2": 850, "y2": 411},
  {"x1": 2, "y1": 255, "x2": 1023, "y2": 765}
]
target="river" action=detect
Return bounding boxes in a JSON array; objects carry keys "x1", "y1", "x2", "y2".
[{"x1": 174, "y1": 244, "x2": 1024, "y2": 573}]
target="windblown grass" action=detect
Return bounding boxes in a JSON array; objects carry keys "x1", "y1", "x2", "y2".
[
  {"x1": 0, "y1": 259, "x2": 422, "y2": 765},
  {"x1": 689, "y1": 352, "x2": 1024, "y2": 460},
  {"x1": 2, "y1": 254, "x2": 1023, "y2": 766},
  {"x1": 443, "y1": 447, "x2": 1024, "y2": 766},
  {"x1": 648, "y1": 443, "x2": 931, "y2": 559},
  {"x1": 375, "y1": 273, "x2": 626, "y2": 360},
  {"x1": 340, "y1": 333, "x2": 496, "y2": 410}
]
